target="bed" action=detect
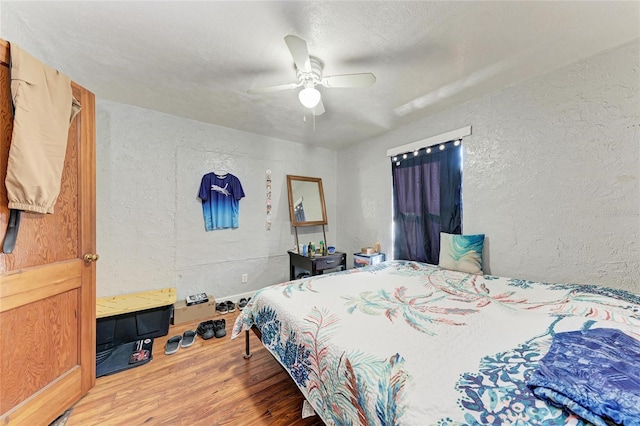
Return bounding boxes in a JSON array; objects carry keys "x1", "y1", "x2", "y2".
[{"x1": 231, "y1": 261, "x2": 640, "y2": 425}]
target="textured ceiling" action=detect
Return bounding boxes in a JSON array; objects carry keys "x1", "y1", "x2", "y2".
[{"x1": 1, "y1": 1, "x2": 638, "y2": 150}]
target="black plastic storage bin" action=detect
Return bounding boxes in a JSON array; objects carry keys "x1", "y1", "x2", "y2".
[{"x1": 96, "y1": 304, "x2": 173, "y2": 352}]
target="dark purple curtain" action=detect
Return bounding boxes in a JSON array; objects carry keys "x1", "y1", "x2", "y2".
[{"x1": 392, "y1": 141, "x2": 462, "y2": 264}]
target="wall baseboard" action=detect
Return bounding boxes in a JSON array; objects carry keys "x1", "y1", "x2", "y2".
[{"x1": 215, "y1": 290, "x2": 257, "y2": 304}]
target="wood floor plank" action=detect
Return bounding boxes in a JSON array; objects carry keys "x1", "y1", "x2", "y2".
[{"x1": 66, "y1": 313, "x2": 324, "y2": 426}]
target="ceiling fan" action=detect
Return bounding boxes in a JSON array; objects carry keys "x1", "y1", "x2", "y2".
[{"x1": 247, "y1": 35, "x2": 376, "y2": 116}]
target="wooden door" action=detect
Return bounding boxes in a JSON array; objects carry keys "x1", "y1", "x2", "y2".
[{"x1": 0, "y1": 40, "x2": 96, "y2": 425}]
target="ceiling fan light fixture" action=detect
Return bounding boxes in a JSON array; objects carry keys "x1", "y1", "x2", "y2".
[
  {"x1": 298, "y1": 86, "x2": 321, "y2": 108},
  {"x1": 248, "y1": 35, "x2": 375, "y2": 115}
]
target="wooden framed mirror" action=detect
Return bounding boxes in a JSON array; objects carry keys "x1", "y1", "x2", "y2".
[{"x1": 286, "y1": 175, "x2": 327, "y2": 227}]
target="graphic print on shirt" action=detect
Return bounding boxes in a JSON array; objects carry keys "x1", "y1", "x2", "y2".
[
  {"x1": 212, "y1": 183, "x2": 230, "y2": 196},
  {"x1": 198, "y1": 173, "x2": 245, "y2": 231}
]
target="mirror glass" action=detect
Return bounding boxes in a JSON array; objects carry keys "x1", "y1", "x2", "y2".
[{"x1": 286, "y1": 175, "x2": 327, "y2": 226}]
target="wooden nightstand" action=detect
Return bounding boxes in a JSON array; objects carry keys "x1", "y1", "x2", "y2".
[{"x1": 288, "y1": 250, "x2": 347, "y2": 280}]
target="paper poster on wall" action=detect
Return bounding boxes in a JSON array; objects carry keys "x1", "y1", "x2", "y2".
[{"x1": 266, "y1": 169, "x2": 272, "y2": 231}]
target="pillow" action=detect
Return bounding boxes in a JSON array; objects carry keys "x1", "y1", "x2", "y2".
[{"x1": 438, "y1": 232, "x2": 485, "y2": 274}]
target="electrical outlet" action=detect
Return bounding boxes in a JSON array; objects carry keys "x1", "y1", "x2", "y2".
[{"x1": 242, "y1": 273, "x2": 248, "y2": 283}]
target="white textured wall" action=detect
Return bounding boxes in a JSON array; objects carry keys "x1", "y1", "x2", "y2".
[
  {"x1": 96, "y1": 101, "x2": 337, "y2": 299},
  {"x1": 337, "y1": 41, "x2": 640, "y2": 292}
]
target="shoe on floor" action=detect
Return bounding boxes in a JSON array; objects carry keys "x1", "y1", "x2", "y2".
[
  {"x1": 197, "y1": 320, "x2": 215, "y2": 340},
  {"x1": 181, "y1": 330, "x2": 197, "y2": 347},
  {"x1": 226, "y1": 300, "x2": 236, "y2": 313},
  {"x1": 216, "y1": 302, "x2": 228, "y2": 315},
  {"x1": 238, "y1": 298, "x2": 249, "y2": 310},
  {"x1": 213, "y1": 319, "x2": 227, "y2": 338},
  {"x1": 165, "y1": 335, "x2": 182, "y2": 355}
]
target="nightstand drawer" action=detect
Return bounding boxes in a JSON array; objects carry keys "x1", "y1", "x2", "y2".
[{"x1": 315, "y1": 254, "x2": 344, "y2": 271}]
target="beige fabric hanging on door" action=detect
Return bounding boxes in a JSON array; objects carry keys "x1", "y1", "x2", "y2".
[{"x1": 5, "y1": 43, "x2": 81, "y2": 214}]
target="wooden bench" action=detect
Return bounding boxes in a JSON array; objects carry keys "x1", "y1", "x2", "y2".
[{"x1": 97, "y1": 287, "x2": 177, "y2": 318}]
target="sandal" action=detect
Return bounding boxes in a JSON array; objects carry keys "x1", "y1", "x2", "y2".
[
  {"x1": 181, "y1": 330, "x2": 197, "y2": 347},
  {"x1": 165, "y1": 335, "x2": 182, "y2": 355}
]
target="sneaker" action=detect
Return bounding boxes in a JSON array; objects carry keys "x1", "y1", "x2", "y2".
[
  {"x1": 238, "y1": 298, "x2": 249, "y2": 310},
  {"x1": 197, "y1": 320, "x2": 215, "y2": 340},
  {"x1": 216, "y1": 302, "x2": 228, "y2": 315},
  {"x1": 213, "y1": 319, "x2": 226, "y2": 338},
  {"x1": 225, "y1": 300, "x2": 236, "y2": 313}
]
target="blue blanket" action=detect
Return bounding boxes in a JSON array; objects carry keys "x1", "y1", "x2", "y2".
[{"x1": 527, "y1": 328, "x2": 640, "y2": 426}]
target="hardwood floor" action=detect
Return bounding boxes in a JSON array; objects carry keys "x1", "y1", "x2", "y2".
[{"x1": 67, "y1": 313, "x2": 325, "y2": 426}]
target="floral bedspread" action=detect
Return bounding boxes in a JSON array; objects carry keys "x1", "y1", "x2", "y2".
[{"x1": 231, "y1": 261, "x2": 640, "y2": 425}]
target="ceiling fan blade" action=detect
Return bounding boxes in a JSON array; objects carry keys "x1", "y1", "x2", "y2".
[
  {"x1": 284, "y1": 35, "x2": 311, "y2": 73},
  {"x1": 321, "y1": 73, "x2": 376, "y2": 88},
  {"x1": 247, "y1": 82, "x2": 300, "y2": 95},
  {"x1": 312, "y1": 99, "x2": 325, "y2": 116}
]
